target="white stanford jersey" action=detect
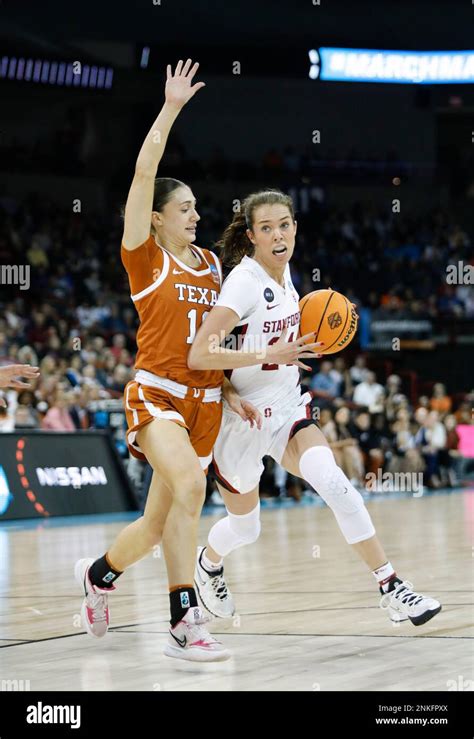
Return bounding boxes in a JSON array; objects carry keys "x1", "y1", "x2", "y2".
[{"x1": 216, "y1": 255, "x2": 303, "y2": 408}]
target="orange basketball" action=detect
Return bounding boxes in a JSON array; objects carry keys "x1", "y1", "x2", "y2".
[{"x1": 299, "y1": 289, "x2": 358, "y2": 355}]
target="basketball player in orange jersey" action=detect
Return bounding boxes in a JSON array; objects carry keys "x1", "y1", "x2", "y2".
[
  {"x1": 73, "y1": 61, "x2": 306, "y2": 662},
  {"x1": 188, "y1": 189, "x2": 442, "y2": 628}
]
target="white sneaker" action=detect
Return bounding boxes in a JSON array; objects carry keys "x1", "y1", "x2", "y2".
[
  {"x1": 163, "y1": 606, "x2": 231, "y2": 662},
  {"x1": 74, "y1": 558, "x2": 113, "y2": 638},
  {"x1": 194, "y1": 546, "x2": 235, "y2": 619},
  {"x1": 380, "y1": 580, "x2": 441, "y2": 626}
]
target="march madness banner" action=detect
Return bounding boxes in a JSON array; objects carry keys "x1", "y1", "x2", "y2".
[{"x1": 0, "y1": 431, "x2": 136, "y2": 520}]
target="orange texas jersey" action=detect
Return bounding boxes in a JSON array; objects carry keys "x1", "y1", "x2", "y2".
[{"x1": 121, "y1": 235, "x2": 224, "y2": 389}]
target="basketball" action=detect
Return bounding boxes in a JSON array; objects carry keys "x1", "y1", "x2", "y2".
[{"x1": 299, "y1": 289, "x2": 358, "y2": 354}]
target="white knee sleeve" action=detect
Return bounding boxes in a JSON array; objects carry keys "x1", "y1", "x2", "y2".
[
  {"x1": 299, "y1": 446, "x2": 375, "y2": 544},
  {"x1": 208, "y1": 503, "x2": 261, "y2": 557}
]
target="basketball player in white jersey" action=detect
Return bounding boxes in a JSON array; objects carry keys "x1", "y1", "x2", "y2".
[{"x1": 188, "y1": 189, "x2": 441, "y2": 628}]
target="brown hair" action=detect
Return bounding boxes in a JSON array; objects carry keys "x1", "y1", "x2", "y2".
[
  {"x1": 151, "y1": 177, "x2": 187, "y2": 212},
  {"x1": 121, "y1": 177, "x2": 188, "y2": 231},
  {"x1": 217, "y1": 189, "x2": 295, "y2": 268}
]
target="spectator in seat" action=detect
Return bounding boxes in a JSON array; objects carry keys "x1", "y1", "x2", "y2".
[
  {"x1": 388, "y1": 408, "x2": 425, "y2": 477},
  {"x1": 69, "y1": 387, "x2": 92, "y2": 430},
  {"x1": 96, "y1": 353, "x2": 117, "y2": 388},
  {"x1": 14, "y1": 404, "x2": 39, "y2": 429},
  {"x1": 385, "y1": 374, "x2": 402, "y2": 421},
  {"x1": 310, "y1": 360, "x2": 340, "y2": 405},
  {"x1": 350, "y1": 411, "x2": 385, "y2": 490},
  {"x1": 430, "y1": 383, "x2": 452, "y2": 416},
  {"x1": 349, "y1": 355, "x2": 370, "y2": 386},
  {"x1": 14, "y1": 389, "x2": 39, "y2": 429},
  {"x1": 416, "y1": 395, "x2": 430, "y2": 411},
  {"x1": 41, "y1": 389, "x2": 75, "y2": 431},
  {"x1": 353, "y1": 371, "x2": 385, "y2": 414},
  {"x1": 454, "y1": 400, "x2": 472, "y2": 425},
  {"x1": 107, "y1": 364, "x2": 131, "y2": 395},
  {"x1": 414, "y1": 408, "x2": 444, "y2": 488},
  {"x1": 0, "y1": 404, "x2": 14, "y2": 432},
  {"x1": 329, "y1": 356, "x2": 353, "y2": 398},
  {"x1": 444, "y1": 413, "x2": 463, "y2": 484},
  {"x1": 330, "y1": 406, "x2": 364, "y2": 487},
  {"x1": 110, "y1": 333, "x2": 127, "y2": 360},
  {"x1": 65, "y1": 355, "x2": 84, "y2": 388}
]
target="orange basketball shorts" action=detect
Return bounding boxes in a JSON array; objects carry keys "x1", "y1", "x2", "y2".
[{"x1": 124, "y1": 379, "x2": 222, "y2": 470}]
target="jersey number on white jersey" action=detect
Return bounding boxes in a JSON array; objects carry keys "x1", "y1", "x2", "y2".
[{"x1": 262, "y1": 328, "x2": 299, "y2": 371}]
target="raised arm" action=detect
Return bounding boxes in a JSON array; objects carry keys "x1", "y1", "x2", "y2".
[
  {"x1": 122, "y1": 58, "x2": 205, "y2": 251},
  {"x1": 187, "y1": 306, "x2": 323, "y2": 371}
]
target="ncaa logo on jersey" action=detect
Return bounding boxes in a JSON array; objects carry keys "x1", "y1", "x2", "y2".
[
  {"x1": 210, "y1": 265, "x2": 220, "y2": 284},
  {"x1": 264, "y1": 287, "x2": 275, "y2": 303}
]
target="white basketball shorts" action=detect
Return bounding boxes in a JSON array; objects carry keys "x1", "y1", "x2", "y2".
[{"x1": 212, "y1": 391, "x2": 317, "y2": 494}]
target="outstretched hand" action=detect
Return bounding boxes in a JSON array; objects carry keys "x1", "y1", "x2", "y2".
[
  {"x1": 165, "y1": 58, "x2": 205, "y2": 109},
  {"x1": 0, "y1": 364, "x2": 40, "y2": 407}
]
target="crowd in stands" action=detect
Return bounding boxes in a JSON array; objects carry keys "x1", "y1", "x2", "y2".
[
  {"x1": 3, "y1": 106, "x2": 474, "y2": 193},
  {"x1": 304, "y1": 359, "x2": 472, "y2": 493},
  {"x1": 0, "y1": 116, "x2": 435, "y2": 183},
  {"x1": 0, "y1": 194, "x2": 472, "y2": 502}
]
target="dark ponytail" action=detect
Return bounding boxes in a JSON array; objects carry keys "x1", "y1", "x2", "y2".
[
  {"x1": 217, "y1": 189, "x2": 295, "y2": 269},
  {"x1": 217, "y1": 209, "x2": 253, "y2": 269}
]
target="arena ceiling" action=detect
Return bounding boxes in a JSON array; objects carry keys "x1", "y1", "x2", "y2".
[{"x1": 2, "y1": 0, "x2": 473, "y2": 56}]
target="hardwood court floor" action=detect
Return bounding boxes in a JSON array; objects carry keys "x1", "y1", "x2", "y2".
[{"x1": 0, "y1": 488, "x2": 472, "y2": 691}]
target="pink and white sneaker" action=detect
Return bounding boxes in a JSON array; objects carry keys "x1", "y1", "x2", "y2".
[
  {"x1": 164, "y1": 606, "x2": 231, "y2": 662},
  {"x1": 74, "y1": 558, "x2": 113, "y2": 638}
]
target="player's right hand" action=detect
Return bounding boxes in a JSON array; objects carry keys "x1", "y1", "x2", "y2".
[
  {"x1": 266, "y1": 329, "x2": 324, "y2": 371},
  {"x1": 165, "y1": 59, "x2": 205, "y2": 109},
  {"x1": 0, "y1": 364, "x2": 40, "y2": 407},
  {"x1": 0, "y1": 364, "x2": 40, "y2": 389}
]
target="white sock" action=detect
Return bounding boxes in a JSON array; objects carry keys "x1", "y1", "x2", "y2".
[
  {"x1": 202, "y1": 548, "x2": 223, "y2": 572},
  {"x1": 373, "y1": 561, "x2": 397, "y2": 591}
]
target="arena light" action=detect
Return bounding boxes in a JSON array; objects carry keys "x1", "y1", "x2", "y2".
[
  {"x1": 309, "y1": 48, "x2": 474, "y2": 84},
  {"x1": 140, "y1": 46, "x2": 150, "y2": 69},
  {"x1": 0, "y1": 55, "x2": 114, "y2": 89},
  {"x1": 308, "y1": 49, "x2": 320, "y2": 80}
]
